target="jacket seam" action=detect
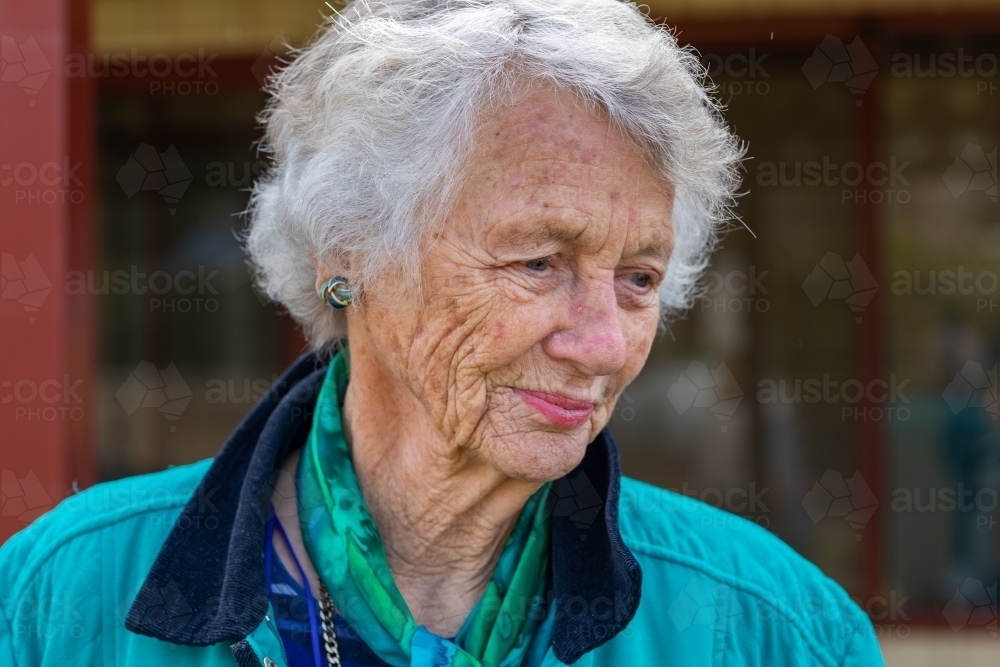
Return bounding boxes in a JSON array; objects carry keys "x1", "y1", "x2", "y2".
[
  {"x1": 5, "y1": 499, "x2": 193, "y2": 603},
  {"x1": 0, "y1": 595, "x2": 21, "y2": 667},
  {"x1": 836, "y1": 621, "x2": 868, "y2": 667},
  {"x1": 626, "y1": 539, "x2": 848, "y2": 667}
]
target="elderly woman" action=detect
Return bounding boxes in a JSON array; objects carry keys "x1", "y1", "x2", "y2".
[{"x1": 0, "y1": 1, "x2": 884, "y2": 666}]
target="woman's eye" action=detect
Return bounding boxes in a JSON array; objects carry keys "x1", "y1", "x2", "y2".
[
  {"x1": 524, "y1": 258, "x2": 551, "y2": 272},
  {"x1": 629, "y1": 272, "x2": 652, "y2": 288}
]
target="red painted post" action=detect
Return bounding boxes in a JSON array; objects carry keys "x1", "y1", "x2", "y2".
[{"x1": 0, "y1": 0, "x2": 94, "y2": 544}]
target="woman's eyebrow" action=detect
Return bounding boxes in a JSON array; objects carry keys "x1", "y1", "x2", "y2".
[
  {"x1": 493, "y1": 225, "x2": 671, "y2": 263},
  {"x1": 623, "y1": 242, "x2": 672, "y2": 262},
  {"x1": 492, "y1": 222, "x2": 587, "y2": 249}
]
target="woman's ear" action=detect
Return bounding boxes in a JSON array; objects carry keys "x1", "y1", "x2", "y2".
[{"x1": 312, "y1": 256, "x2": 328, "y2": 294}]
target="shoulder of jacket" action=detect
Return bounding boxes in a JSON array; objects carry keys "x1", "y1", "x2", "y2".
[
  {"x1": 0, "y1": 459, "x2": 213, "y2": 603},
  {"x1": 617, "y1": 476, "x2": 876, "y2": 667}
]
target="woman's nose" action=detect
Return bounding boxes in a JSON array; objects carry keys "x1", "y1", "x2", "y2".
[{"x1": 542, "y1": 274, "x2": 628, "y2": 377}]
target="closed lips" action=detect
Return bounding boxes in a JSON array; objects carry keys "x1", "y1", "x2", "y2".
[{"x1": 516, "y1": 389, "x2": 593, "y2": 410}]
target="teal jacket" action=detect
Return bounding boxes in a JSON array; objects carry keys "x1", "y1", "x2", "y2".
[{"x1": 0, "y1": 353, "x2": 884, "y2": 666}]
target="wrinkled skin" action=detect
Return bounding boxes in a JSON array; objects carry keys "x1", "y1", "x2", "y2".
[
  {"x1": 344, "y1": 86, "x2": 674, "y2": 484},
  {"x1": 286, "y1": 85, "x2": 674, "y2": 636}
]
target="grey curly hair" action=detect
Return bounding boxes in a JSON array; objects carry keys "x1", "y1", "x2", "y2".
[{"x1": 245, "y1": 0, "x2": 742, "y2": 349}]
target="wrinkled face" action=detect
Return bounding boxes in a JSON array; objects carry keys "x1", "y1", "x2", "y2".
[{"x1": 355, "y1": 87, "x2": 674, "y2": 482}]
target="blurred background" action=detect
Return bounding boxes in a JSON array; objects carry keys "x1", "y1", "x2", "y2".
[{"x1": 1, "y1": 0, "x2": 997, "y2": 664}]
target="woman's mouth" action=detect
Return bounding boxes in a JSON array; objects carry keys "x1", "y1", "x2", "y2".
[{"x1": 514, "y1": 388, "x2": 594, "y2": 429}]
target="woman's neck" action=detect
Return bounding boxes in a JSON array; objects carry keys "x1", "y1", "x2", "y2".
[{"x1": 341, "y1": 339, "x2": 542, "y2": 636}]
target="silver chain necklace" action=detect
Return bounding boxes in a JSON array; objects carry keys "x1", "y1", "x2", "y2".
[{"x1": 317, "y1": 583, "x2": 343, "y2": 667}]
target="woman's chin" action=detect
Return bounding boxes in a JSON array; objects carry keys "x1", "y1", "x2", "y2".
[{"x1": 485, "y1": 429, "x2": 591, "y2": 483}]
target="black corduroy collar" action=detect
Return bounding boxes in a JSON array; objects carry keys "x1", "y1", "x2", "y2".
[{"x1": 125, "y1": 350, "x2": 642, "y2": 664}]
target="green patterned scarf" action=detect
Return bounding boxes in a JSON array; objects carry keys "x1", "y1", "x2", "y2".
[{"x1": 296, "y1": 346, "x2": 556, "y2": 667}]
